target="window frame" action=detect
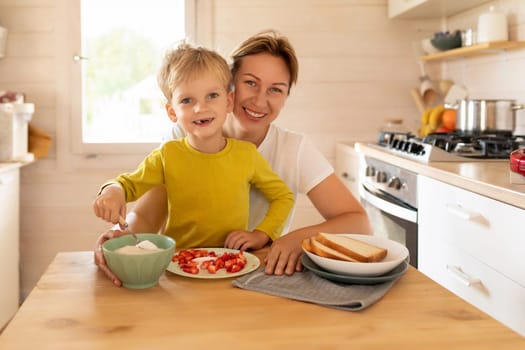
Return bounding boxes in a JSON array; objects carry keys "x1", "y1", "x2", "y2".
[{"x1": 69, "y1": 0, "x2": 198, "y2": 157}]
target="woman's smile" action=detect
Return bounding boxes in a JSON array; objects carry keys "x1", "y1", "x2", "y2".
[{"x1": 243, "y1": 107, "x2": 266, "y2": 119}]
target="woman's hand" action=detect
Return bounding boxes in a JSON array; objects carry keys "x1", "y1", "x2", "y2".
[
  {"x1": 263, "y1": 233, "x2": 304, "y2": 275},
  {"x1": 94, "y1": 229, "x2": 125, "y2": 287},
  {"x1": 262, "y1": 173, "x2": 373, "y2": 276},
  {"x1": 224, "y1": 229, "x2": 269, "y2": 251}
]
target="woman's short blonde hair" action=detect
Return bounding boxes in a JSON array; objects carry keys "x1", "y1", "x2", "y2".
[
  {"x1": 230, "y1": 30, "x2": 298, "y2": 95},
  {"x1": 158, "y1": 43, "x2": 232, "y2": 101}
]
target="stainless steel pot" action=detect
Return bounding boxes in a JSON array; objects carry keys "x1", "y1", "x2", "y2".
[{"x1": 456, "y1": 99, "x2": 524, "y2": 133}]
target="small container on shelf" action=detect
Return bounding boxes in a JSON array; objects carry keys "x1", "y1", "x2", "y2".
[
  {"x1": 461, "y1": 28, "x2": 476, "y2": 47},
  {"x1": 477, "y1": 6, "x2": 508, "y2": 43},
  {"x1": 0, "y1": 102, "x2": 35, "y2": 162}
]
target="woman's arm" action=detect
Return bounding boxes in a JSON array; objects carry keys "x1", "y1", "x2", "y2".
[
  {"x1": 263, "y1": 173, "x2": 372, "y2": 275},
  {"x1": 125, "y1": 185, "x2": 168, "y2": 233}
]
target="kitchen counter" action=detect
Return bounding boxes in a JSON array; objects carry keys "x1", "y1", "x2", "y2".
[
  {"x1": 0, "y1": 159, "x2": 35, "y2": 173},
  {"x1": 354, "y1": 142, "x2": 525, "y2": 210},
  {"x1": 0, "y1": 162, "x2": 25, "y2": 173},
  {"x1": 0, "y1": 250, "x2": 523, "y2": 349}
]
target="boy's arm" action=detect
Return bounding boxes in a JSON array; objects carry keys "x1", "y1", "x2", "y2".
[
  {"x1": 114, "y1": 147, "x2": 166, "y2": 203},
  {"x1": 250, "y1": 152, "x2": 295, "y2": 241}
]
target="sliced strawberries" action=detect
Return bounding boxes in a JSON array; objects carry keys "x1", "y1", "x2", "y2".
[{"x1": 172, "y1": 249, "x2": 246, "y2": 275}]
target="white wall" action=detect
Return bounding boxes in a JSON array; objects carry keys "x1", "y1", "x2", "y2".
[
  {"x1": 1, "y1": 0, "x2": 523, "y2": 300},
  {"x1": 443, "y1": 1, "x2": 525, "y2": 132}
]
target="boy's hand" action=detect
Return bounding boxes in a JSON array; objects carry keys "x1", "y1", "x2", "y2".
[
  {"x1": 92, "y1": 184, "x2": 126, "y2": 225},
  {"x1": 224, "y1": 229, "x2": 269, "y2": 251}
]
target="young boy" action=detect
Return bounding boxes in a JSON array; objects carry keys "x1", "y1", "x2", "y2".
[{"x1": 92, "y1": 43, "x2": 294, "y2": 250}]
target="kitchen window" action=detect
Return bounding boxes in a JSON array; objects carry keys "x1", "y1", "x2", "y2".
[{"x1": 71, "y1": 0, "x2": 196, "y2": 155}]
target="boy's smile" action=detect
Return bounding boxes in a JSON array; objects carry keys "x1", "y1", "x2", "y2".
[{"x1": 193, "y1": 117, "x2": 215, "y2": 125}]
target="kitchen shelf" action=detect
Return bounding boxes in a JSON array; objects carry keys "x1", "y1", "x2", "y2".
[{"x1": 420, "y1": 41, "x2": 525, "y2": 62}]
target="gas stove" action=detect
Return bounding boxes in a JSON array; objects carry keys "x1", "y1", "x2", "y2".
[{"x1": 374, "y1": 131, "x2": 525, "y2": 163}]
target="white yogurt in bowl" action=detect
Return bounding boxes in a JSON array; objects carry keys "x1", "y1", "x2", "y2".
[{"x1": 114, "y1": 240, "x2": 162, "y2": 255}]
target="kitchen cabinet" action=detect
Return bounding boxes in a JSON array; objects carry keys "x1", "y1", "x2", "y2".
[
  {"x1": 418, "y1": 175, "x2": 525, "y2": 336},
  {"x1": 420, "y1": 41, "x2": 525, "y2": 62},
  {"x1": 388, "y1": 0, "x2": 491, "y2": 19},
  {"x1": 335, "y1": 142, "x2": 362, "y2": 198},
  {"x1": 0, "y1": 166, "x2": 20, "y2": 330}
]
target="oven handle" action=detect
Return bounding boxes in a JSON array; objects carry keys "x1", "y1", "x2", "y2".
[{"x1": 361, "y1": 184, "x2": 418, "y2": 223}]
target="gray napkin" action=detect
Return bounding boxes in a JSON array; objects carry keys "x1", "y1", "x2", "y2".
[{"x1": 232, "y1": 268, "x2": 399, "y2": 311}]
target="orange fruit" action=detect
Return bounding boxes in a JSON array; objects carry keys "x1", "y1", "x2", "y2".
[
  {"x1": 441, "y1": 109, "x2": 457, "y2": 130},
  {"x1": 436, "y1": 126, "x2": 453, "y2": 133}
]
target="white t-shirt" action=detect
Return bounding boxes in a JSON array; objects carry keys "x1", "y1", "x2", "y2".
[{"x1": 168, "y1": 123, "x2": 334, "y2": 234}]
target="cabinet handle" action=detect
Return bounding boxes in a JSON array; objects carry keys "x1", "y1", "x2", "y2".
[
  {"x1": 446, "y1": 265, "x2": 480, "y2": 286},
  {"x1": 445, "y1": 203, "x2": 479, "y2": 220},
  {"x1": 341, "y1": 172, "x2": 356, "y2": 181},
  {"x1": 73, "y1": 55, "x2": 89, "y2": 61}
]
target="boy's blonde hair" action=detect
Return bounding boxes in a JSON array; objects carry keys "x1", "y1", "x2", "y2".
[
  {"x1": 230, "y1": 30, "x2": 298, "y2": 95},
  {"x1": 158, "y1": 43, "x2": 232, "y2": 101}
]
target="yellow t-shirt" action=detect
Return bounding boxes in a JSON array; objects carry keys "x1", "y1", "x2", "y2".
[{"x1": 114, "y1": 138, "x2": 294, "y2": 248}]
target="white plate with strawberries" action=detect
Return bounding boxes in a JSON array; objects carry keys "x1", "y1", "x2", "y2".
[
  {"x1": 167, "y1": 248, "x2": 260, "y2": 279},
  {"x1": 302, "y1": 233, "x2": 409, "y2": 277}
]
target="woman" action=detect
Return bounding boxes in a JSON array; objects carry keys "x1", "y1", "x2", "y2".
[{"x1": 95, "y1": 30, "x2": 371, "y2": 286}]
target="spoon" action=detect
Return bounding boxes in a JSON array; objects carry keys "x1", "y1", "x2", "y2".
[{"x1": 118, "y1": 216, "x2": 138, "y2": 244}]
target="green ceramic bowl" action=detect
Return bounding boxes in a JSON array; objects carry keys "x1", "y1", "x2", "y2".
[{"x1": 103, "y1": 233, "x2": 176, "y2": 289}]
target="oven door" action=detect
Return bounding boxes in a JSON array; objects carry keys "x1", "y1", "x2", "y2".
[{"x1": 360, "y1": 183, "x2": 418, "y2": 268}]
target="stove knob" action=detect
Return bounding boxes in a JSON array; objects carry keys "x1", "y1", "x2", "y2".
[
  {"x1": 376, "y1": 171, "x2": 387, "y2": 183},
  {"x1": 365, "y1": 165, "x2": 376, "y2": 177},
  {"x1": 408, "y1": 143, "x2": 417, "y2": 154},
  {"x1": 412, "y1": 144, "x2": 424, "y2": 155},
  {"x1": 388, "y1": 177, "x2": 402, "y2": 190},
  {"x1": 407, "y1": 142, "x2": 417, "y2": 154}
]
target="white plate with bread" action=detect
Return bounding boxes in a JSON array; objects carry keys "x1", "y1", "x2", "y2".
[{"x1": 302, "y1": 233, "x2": 409, "y2": 277}]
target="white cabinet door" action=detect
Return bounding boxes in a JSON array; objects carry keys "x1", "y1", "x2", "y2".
[
  {"x1": 335, "y1": 143, "x2": 362, "y2": 198},
  {"x1": 388, "y1": 0, "x2": 491, "y2": 19},
  {"x1": 0, "y1": 167, "x2": 20, "y2": 329},
  {"x1": 418, "y1": 175, "x2": 525, "y2": 336},
  {"x1": 418, "y1": 175, "x2": 525, "y2": 285}
]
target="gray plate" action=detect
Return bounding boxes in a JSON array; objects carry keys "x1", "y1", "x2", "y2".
[{"x1": 301, "y1": 254, "x2": 408, "y2": 285}]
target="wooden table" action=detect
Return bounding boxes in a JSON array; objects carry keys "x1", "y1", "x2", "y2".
[{"x1": 1, "y1": 250, "x2": 523, "y2": 349}]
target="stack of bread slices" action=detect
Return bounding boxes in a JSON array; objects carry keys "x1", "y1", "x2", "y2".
[{"x1": 302, "y1": 232, "x2": 387, "y2": 263}]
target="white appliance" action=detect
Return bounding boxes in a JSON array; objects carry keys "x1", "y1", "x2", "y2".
[
  {"x1": 0, "y1": 103, "x2": 34, "y2": 162},
  {"x1": 0, "y1": 167, "x2": 20, "y2": 330}
]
